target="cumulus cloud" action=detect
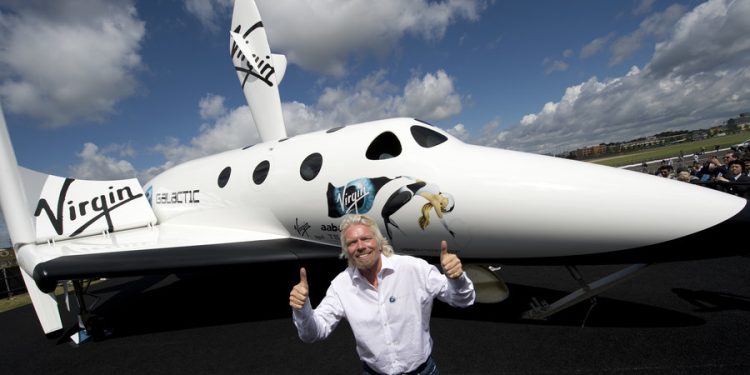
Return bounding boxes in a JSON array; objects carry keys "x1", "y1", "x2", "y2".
[
  {"x1": 282, "y1": 69, "x2": 461, "y2": 132},
  {"x1": 609, "y1": 4, "x2": 687, "y2": 66},
  {"x1": 398, "y1": 70, "x2": 462, "y2": 119},
  {"x1": 543, "y1": 59, "x2": 569, "y2": 75},
  {"x1": 199, "y1": 94, "x2": 228, "y2": 120},
  {"x1": 0, "y1": 0, "x2": 146, "y2": 127},
  {"x1": 255, "y1": 0, "x2": 486, "y2": 76},
  {"x1": 183, "y1": 0, "x2": 233, "y2": 32},
  {"x1": 446, "y1": 123, "x2": 470, "y2": 141},
  {"x1": 581, "y1": 33, "x2": 615, "y2": 59},
  {"x1": 141, "y1": 69, "x2": 463, "y2": 179},
  {"x1": 634, "y1": 0, "x2": 658, "y2": 16},
  {"x1": 476, "y1": 0, "x2": 750, "y2": 154},
  {"x1": 69, "y1": 143, "x2": 138, "y2": 180}
]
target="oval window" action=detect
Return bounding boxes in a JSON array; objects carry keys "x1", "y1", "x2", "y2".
[
  {"x1": 366, "y1": 132, "x2": 402, "y2": 160},
  {"x1": 218, "y1": 167, "x2": 231, "y2": 188},
  {"x1": 253, "y1": 160, "x2": 270, "y2": 185},
  {"x1": 300, "y1": 153, "x2": 323, "y2": 181}
]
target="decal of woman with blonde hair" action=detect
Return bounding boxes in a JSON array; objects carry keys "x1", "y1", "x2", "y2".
[{"x1": 381, "y1": 179, "x2": 455, "y2": 241}]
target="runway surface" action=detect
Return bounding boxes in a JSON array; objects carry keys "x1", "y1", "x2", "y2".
[{"x1": 2, "y1": 255, "x2": 750, "y2": 374}]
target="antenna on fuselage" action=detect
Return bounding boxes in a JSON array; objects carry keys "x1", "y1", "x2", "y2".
[{"x1": 230, "y1": 0, "x2": 288, "y2": 142}]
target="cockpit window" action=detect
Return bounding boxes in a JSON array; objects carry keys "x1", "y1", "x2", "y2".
[
  {"x1": 300, "y1": 153, "x2": 323, "y2": 181},
  {"x1": 366, "y1": 132, "x2": 402, "y2": 160},
  {"x1": 411, "y1": 125, "x2": 447, "y2": 148}
]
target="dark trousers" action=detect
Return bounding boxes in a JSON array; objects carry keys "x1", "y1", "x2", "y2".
[{"x1": 362, "y1": 356, "x2": 438, "y2": 375}]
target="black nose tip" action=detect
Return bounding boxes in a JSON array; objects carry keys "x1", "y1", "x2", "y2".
[
  {"x1": 724, "y1": 197, "x2": 750, "y2": 233},
  {"x1": 683, "y1": 198, "x2": 750, "y2": 258},
  {"x1": 588, "y1": 198, "x2": 750, "y2": 264}
]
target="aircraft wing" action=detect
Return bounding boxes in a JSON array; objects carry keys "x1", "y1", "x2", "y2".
[{"x1": 21, "y1": 223, "x2": 340, "y2": 293}]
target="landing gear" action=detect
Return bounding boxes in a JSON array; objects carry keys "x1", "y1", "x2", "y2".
[
  {"x1": 67, "y1": 279, "x2": 106, "y2": 344},
  {"x1": 523, "y1": 264, "x2": 650, "y2": 322}
]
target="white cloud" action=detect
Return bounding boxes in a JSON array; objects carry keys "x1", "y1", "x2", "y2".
[
  {"x1": 255, "y1": 0, "x2": 486, "y2": 76},
  {"x1": 184, "y1": 0, "x2": 233, "y2": 32},
  {"x1": 609, "y1": 4, "x2": 687, "y2": 66},
  {"x1": 476, "y1": 0, "x2": 750, "y2": 155},
  {"x1": 581, "y1": 33, "x2": 615, "y2": 59},
  {"x1": 199, "y1": 94, "x2": 228, "y2": 120},
  {"x1": 153, "y1": 106, "x2": 259, "y2": 167},
  {"x1": 543, "y1": 59, "x2": 569, "y2": 75},
  {"x1": 69, "y1": 143, "x2": 138, "y2": 180},
  {"x1": 446, "y1": 123, "x2": 469, "y2": 141},
  {"x1": 648, "y1": 0, "x2": 750, "y2": 78},
  {"x1": 0, "y1": 0, "x2": 145, "y2": 127},
  {"x1": 398, "y1": 70, "x2": 462, "y2": 120},
  {"x1": 634, "y1": 0, "x2": 657, "y2": 16},
  {"x1": 145, "y1": 68, "x2": 463, "y2": 176}
]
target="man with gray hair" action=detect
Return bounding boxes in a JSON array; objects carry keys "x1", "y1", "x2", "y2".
[{"x1": 289, "y1": 214, "x2": 475, "y2": 375}]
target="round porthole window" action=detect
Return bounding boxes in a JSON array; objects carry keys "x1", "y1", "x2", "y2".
[
  {"x1": 300, "y1": 153, "x2": 323, "y2": 181},
  {"x1": 253, "y1": 160, "x2": 270, "y2": 185},
  {"x1": 218, "y1": 166, "x2": 231, "y2": 188}
]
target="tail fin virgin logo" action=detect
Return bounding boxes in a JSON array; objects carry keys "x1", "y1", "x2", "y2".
[
  {"x1": 231, "y1": 23, "x2": 276, "y2": 88},
  {"x1": 33, "y1": 176, "x2": 156, "y2": 242}
]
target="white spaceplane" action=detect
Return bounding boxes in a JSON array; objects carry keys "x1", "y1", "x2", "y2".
[{"x1": 1, "y1": 0, "x2": 747, "y2": 336}]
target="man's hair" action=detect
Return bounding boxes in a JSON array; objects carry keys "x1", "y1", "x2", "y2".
[
  {"x1": 728, "y1": 159, "x2": 744, "y2": 169},
  {"x1": 339, "y1": 214, "x2": 394, "y2": 263}
]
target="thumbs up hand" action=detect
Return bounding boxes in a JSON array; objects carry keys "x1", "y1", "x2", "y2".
[
  {"x1": 440, "y1": 240, "x2": 463, "y2": 279},
  {"x1": 289, "y1": 267, "x2": 309, "y2": 310}
]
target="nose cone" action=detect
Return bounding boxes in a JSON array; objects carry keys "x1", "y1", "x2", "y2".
[
  {"x1": 553, "y1": 195, "x2": 749, "y2": 264},
  {"x1": 662, "y1": 197, "x2": 750, "y2": 259},
  {"x1": 421, "y1": 145, "x2": 748, "y2": 264}
]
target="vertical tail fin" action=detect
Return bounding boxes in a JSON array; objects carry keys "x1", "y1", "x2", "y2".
[
  {"x1": 0, "y1": 104, "x2": 63, "y2": 333},
  {"x1": 230, "y1": 0, "x2": 288, "y2": 142}
]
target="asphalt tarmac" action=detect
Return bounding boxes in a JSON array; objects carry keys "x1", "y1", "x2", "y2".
[{"x1": 2, "y1": 255, "x2": 750, "y2": 374}]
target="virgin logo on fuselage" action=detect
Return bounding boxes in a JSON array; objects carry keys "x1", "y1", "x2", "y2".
[{"x1": 34, "y1": 178, "x2": 143, "y2": 238}]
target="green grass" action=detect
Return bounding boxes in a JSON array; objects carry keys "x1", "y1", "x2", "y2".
[
  {"x1": 0, "y1": 293, "x2": 34, "y2": 313},
  {"x1": 0, "y1": 282, "x2": 97, "y2": 313},
  {"x1": 589, "y1": 131, "x2": 750, "y2": 167}
]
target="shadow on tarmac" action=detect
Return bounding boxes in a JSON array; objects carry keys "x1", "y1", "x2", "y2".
[
  {"x1": 672, "y1": 288, "x2": 750, "y2": 312},
  {"x1": 53, "y1": 260, "x2": 707, "y2": 344},
  {"x1": 434, "y1": 283, "x2": 705, "y2": 328}
]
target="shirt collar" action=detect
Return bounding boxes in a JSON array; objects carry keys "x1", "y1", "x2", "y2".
[{"x1": 349, "y1": 254, "x2": 394, "y2": 282}]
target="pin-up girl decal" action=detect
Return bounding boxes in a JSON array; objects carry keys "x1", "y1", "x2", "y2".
[
  {"x1": 326, "y1": 176, "x2": 456, "y2": 240},
  {"x1": 381, "y1": 179, "x2": 455, "y2": 241}
]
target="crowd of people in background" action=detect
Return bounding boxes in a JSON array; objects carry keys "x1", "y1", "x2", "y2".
[{"x1": 640, "y1": 148, "x2": 750, "y2": 198}]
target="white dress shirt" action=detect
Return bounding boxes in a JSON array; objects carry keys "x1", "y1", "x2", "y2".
[{"x1": 293, "y1": 254, "x2": 475, "y2": 374}]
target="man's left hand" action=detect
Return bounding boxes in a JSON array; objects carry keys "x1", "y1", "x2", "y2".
[{"x1": 440, "y1": 240, "x2": 463, "y2": 279}]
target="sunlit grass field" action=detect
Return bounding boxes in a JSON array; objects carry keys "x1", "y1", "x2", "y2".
[{"x1": 589, "y1": 131, "x2": 750, "y2": 167}]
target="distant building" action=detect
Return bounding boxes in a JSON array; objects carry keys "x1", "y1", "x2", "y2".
[
  {"x1": 728, "y1": 112, "x2": 750, "y2": 129},
  {"x1": 575, "y1": 144, "x2": 607, "y2": 159}
]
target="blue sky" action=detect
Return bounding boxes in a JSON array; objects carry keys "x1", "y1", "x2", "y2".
[{"x1": 0, "y1": 0, "x2": 748, "y2": 246}]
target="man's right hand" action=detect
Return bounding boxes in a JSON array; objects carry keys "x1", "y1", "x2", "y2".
[{"x1": 289, "y1": 267, "x2": 309, "y2": 310}]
